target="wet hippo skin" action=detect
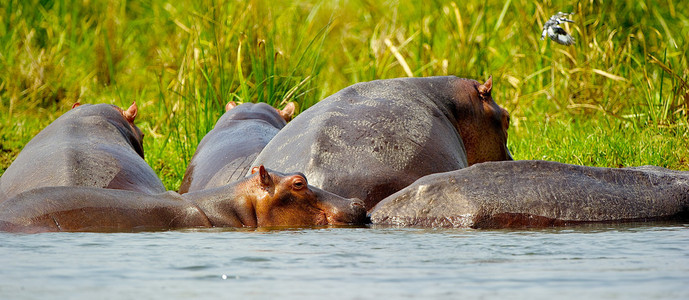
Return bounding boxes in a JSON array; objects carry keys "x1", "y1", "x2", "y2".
[
  {"x1": 179, "y1": 102, "x2": 295, "y2": 194},
  {"x1": 0, "y1": 166, "x2": 367, "y2": 233},
  {"x1": 0, "y1": 103, "x2": 165, "y2": 203},
  {"x1": 370, "y1": 160, "x2": 689, "y2": 228},
  {"x1": 251, "y1": 76, "x2": 512, "y2": 211}
]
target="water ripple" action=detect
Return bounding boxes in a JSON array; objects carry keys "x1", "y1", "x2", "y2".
[{"x1": 1, "y1": 223, "x2": 687, "y2": 299}]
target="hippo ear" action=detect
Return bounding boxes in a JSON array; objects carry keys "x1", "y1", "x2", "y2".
[
  {"x1": 71, "y1": 102, "x2": 81, "y2": 109},
  {"x1": 225, "y1": 101, "x2": 237, "y2": 112},
  {"x1": 478, "y1": 76, "x2": 493, "y2": 100},
  {"x1": 122, "y1": 102, "x2": 138, "y2": 123},
  {"x1": 279, "y1": 102, "x2": 296, "y2": 122},
  {"x1": 258, "y1": 165, "x2": 273, "y2": 188},
  {"x1": 250, "y1": 166, "x2": 260, "y2": 174}
]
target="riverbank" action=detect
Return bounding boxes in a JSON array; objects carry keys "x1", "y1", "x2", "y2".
[{"x1": 1, "y1": 0, "x2": 687, "y2": 190}]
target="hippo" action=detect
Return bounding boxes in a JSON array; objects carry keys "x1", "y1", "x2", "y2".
[
  {"x1": 0, "y1": 166, "x2": 367, "y2": 233},
  {"x1": 178, "y1": 101, "x2": 295, "y2": 194},
  {"x1": 0, "y1": 102, "x2": 165, "y2": 203},
  {"x1": 250, "y1": 76, "x2": 511, "y2": 211},
  {"x1": 370, "y1": 160, "x2": 689, "y2": 228}
]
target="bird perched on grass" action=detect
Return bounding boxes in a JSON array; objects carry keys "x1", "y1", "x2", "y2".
[{"x1": 541, "y1": 12, "x2": 575, "y2": 46}]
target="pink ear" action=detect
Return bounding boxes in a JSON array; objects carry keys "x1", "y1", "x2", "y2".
[
  {"x1": 258, "y1": 165, "x2": 272, "y2": 187},
  {"x1": 250, "y1": 166, "x2": 260, "y2": 174},
  {"x1": 71, "y1": 102, "x2": 81, "y2": 109},
  {"x1": 279, "y1": 102, "x2": 296, "y2": 122},
  {"x1": 225, "y1": 101, "x2": 237, "y2": 112},
  {"x1": 478, "y1": 76, "x2": 493, "y2": 99},
  {"x1": 122, "y1": 102, "x2": 138, "y2": 123}
]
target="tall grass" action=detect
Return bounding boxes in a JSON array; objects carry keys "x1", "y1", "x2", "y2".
[{"x1": 1, "y1": 0, "x2": 687, "y2": 189}]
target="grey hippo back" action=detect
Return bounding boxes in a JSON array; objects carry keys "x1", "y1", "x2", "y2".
[
  {"x1": 370, "y1": 160, "x2": 689, "y2": 228},
  {"x1": 178, "y1": 102, "x2": 294, "y2": 194},
  {"x1": 251, "y1": 76, "x2": 511, "y2": 211},
  {"x1": 0, "y1": 103, "x2": 165, "y2": 203}
]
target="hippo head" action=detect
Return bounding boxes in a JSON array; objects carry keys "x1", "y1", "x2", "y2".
[
  {"x1": 453, "y1": 76, "x2": 512, "y2": 165},
  {"x1": 224, "y1": 101, "x2": 296, "y2": 126},
  {"x1": 71, "y1": 102, "x2": 146, "y2": 158},
  {"x1": 247, "y1": 166, "x2": 367, "y2": 227}
]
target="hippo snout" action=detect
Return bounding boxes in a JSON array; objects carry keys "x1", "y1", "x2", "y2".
[
  {"x1": 321, "y1": 194, "x2": 367, "y2": 225},
  {"x1": 347, "y1": 197, "x2": 368, "y2": 222},
  {"x1": 330, "y1": 197, "x2": 367, "y2": 225},
  {"x1": 302, "y1": 183, "x2": 367, "y2": 225}
]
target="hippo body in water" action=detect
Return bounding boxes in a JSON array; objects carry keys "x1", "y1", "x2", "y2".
[
  {"x1": 179, "y1": 102, "x2": 295, "y2": 194},
  {"x1": 370, "y1": 160, "x2": 689, "y2": 228},
  {"x1": 251, "y1": 76, "x2": 512, "y2": 210},
  {"x1": 0, "y1": 166, "x2": 367, "y2": 232},
  {"x1": 0, "y1": 103, "x2": 165, "y2": 203}
]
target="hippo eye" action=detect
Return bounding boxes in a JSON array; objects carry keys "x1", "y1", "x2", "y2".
[{"x1": 292, "y1": 178, "x2": 306, "y2": 190}]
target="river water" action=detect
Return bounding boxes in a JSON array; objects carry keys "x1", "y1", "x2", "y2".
[{"x1": 1, "y1": 222, "x2": 688, "y2": 299}]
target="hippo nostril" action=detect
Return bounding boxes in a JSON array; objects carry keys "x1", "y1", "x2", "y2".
[{"x1": 350, "y1": 198, "x2": 365, "y2": 208}]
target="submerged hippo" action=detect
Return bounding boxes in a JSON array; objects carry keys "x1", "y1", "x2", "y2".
[
  {"x1": 0, "y1": 166, "x2": 367, "y2": 233},
  {"x1": 178, "y1": 102, "x2": 295, "y2": 194},
  {"x1": 0, "y1": 103, "x2": 165, "y2": 203},
  {"x1": 251, "y1": 76, "x2": 512, "y2": 210},
  {"x1": 370, "y1": 160, "x2": 689, "y2": 228}
]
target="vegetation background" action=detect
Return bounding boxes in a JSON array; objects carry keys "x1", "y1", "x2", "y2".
[{"x1": 1, "y1": 0, "x2": 687, "y2": 190}]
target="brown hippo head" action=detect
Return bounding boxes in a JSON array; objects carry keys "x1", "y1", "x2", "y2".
[
  {"x1": 452, "y1": 76, "x2": 512, "y2": 165},
  {"x1": 243, "y1": 166, "x2": 367, "y2": 227}
]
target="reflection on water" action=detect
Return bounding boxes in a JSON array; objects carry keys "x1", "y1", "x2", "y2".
[{"x1": 1, "y1": 222, "x2": 688, "y2": 299}]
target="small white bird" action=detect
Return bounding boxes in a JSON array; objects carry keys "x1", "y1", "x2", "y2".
[{"x1": 541, "y1": 12, "x2": 575, "y2": 46}]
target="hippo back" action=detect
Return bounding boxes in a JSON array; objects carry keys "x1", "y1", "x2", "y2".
[
  {"x1": 0, "y1": 166, "x2": 366, "y2": 232},
  {"x1": 0, "y1": 186, "x2": 210, "y2": 233},
  {"x1": 370, "y1": 160, "x2": 689, "y2": 228},
  {"x1": 251, "y1": 76, "x2": 510, "y2": 210},
  {"x1": 178, "y1": 102, "x2": 289, "y2": 193},
  {"x1": 0, "y1": 103, "x2": 165, "y2": 202}
]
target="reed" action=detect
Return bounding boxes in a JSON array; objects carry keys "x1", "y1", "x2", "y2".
[{"x1": 1, "y1": 0, "x2": 687, "y2": 189}]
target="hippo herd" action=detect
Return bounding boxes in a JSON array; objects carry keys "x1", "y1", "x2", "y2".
[{"x1": 0, "y1": 76, "x2": 687, "y2": 232}]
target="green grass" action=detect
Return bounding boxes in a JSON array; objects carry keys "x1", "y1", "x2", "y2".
[{"x1": 1, "y1": 0, "x2": 688, "y2": 190}]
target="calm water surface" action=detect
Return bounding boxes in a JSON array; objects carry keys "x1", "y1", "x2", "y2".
[{"x1": 1, "y1": 223, "x2": 688, "y2": 299}]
